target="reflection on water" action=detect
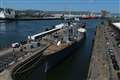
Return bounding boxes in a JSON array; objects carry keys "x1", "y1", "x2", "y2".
[
  {"x1": 0, "y1": 22, "x2": 17, "y2": 33},
  {"x1": 0, "y1": 23, "x2": 6, "y2": 32},
  {"x1": 0, "y1": 21, "x2": 18, "y2": 48}
]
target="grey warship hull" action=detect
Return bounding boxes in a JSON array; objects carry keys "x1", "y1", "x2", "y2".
[
  {"x1": 45, "y1": 33, "x2": 86, "y2": 71},
  {"x1": 11, "y1": 22, "x2": 86, "y2": 80}
]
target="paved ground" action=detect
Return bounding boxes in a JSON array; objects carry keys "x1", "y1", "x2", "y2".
[
  {"x1": 0, "y1": 41, "x2": 50, "y2": 80},
  {"x1": 87, "y1": 22, "x2": 120, "y2": 80},
  {"x1": 105, "y1": 25, "x2": 120, "y2": 79},
  {"x1": 0, "y1": 43, "x2": 49, "y2": 80}
]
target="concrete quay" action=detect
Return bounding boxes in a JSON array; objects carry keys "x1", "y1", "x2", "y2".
[
  {"x1": 0, "y1": 41, "x2": 50, "y2": 80},
  {"x1": 87, "y1": 22, "x2": 120, "y2": 80}
]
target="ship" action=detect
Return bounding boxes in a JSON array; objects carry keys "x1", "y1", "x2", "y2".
[
  {"x1": 42, "y1": 21, "x2": 86, "y2": 71},
  {"x1": 26, "y1": 20, "x2": 86, "y2": 71},
  {"x1": 0, "y1": 8, "x2": 15, "y2": 19},
  {"x1": 13, "y1": 21, "x2": 86, "y2": 73}
]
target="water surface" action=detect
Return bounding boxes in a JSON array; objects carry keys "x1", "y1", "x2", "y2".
[
  {"x1": 0, "y1": 19, "x2": 102, "y2": 80},
  {"x1": 0, "y1": 20, "x2": 63, "y2": 48},
  {"x1": 47, "y1": 19, "x2": 101, "y2": 80}
]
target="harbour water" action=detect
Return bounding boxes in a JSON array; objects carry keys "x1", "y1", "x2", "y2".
[
  {"x1": 0, "y1": 20, "x2": 64, "y2": 48},
  {"x1": 47, "y1": 19, "x2": 101, "y2": 80},
  {"x1": 0, "y1": 19, "x2": 103, "y2": 80}
]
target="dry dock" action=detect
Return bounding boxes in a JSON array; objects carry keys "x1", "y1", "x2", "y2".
[
  {"x1": 0, "y1": 41, "x2": 50, "y2": 80},
  {"x1": 87, "y1": 22, "x2": 120, "y2": 80}
]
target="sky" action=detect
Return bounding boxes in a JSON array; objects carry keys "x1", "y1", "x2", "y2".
[{"x1": 0, "y1": 0, "x2": 120, "y2": 13}]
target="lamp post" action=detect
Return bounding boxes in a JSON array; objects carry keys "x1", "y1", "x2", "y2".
[{"x1": 12, "y1": 47, "x2": 16, "y2": 61}]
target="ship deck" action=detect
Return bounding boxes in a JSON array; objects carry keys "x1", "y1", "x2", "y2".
[{"x1": 43, "y1": 23, "x2": 84, "y2": 56}]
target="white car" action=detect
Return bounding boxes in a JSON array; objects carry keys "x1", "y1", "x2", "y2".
[{"x1": 11, "y1": 42, "x2": 20, "y2": 48}]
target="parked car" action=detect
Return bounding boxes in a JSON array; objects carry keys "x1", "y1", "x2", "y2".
[
  {"x1": 110, "y1": 55, "x2": 115, "y2": 60},
  {"x1": 112, "y1": 59, "x2": 117, "y2": 64},
  {"x1": 113, "y1": 63, "x2": 119, "y2": 71},
  {"x1": 117, "y1": 72, "x2": 120, "y2": 79}
]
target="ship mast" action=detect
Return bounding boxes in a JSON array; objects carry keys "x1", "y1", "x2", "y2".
[{"x1": 69, "y1": 9, "x2": 71, "y2": 19}]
